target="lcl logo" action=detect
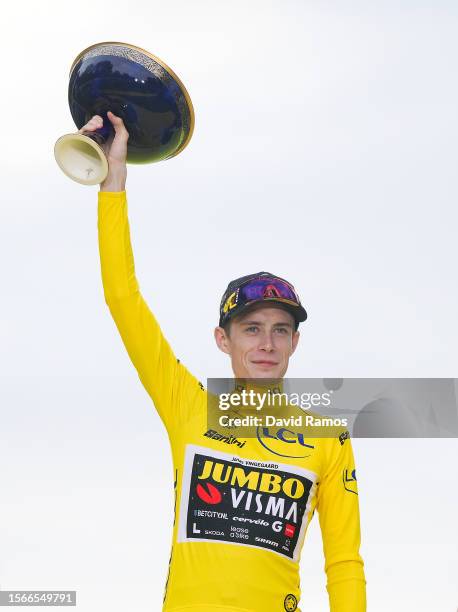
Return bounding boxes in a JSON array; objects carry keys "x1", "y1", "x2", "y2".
[{"x1": 256, "y1": 427, "x2": 315, "y2": 459}]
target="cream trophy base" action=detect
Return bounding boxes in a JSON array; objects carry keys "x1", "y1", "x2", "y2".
[{"x1": 54, "y1": 133, "x2": 109, "y2": 186}]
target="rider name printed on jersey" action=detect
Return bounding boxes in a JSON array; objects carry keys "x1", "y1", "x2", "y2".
[{"x1": 178, "y1": 445, "x2": 317, "y2": 561}]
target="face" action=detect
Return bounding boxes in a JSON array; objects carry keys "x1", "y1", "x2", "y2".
[{"x1": 214, "y1": 304, "x2": 300, "y2": 379}]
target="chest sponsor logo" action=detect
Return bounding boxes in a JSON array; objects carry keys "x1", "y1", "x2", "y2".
[
  {"x1": 256, "y1": 426, "x2": 315, "y2": 458},
  {"x1": 178, "y1": 445, "x2": 317, "y2": 560}
]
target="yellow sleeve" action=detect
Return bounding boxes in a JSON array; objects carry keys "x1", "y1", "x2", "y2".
[
  {"x1": 316, "y1": 434, "x2": 367, "y2": 611},
  {"x1": 97, "y1": 190, "x2": 202, "y2": 432}
]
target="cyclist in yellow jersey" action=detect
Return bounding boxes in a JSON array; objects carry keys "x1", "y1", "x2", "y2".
[{"x1": 85, "y1": 112, "x2": 367, "y2": 611}]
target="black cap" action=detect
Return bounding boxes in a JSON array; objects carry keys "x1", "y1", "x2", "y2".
[{"x1": 219, "y1": 271, "x2": 307, "y2": 328}]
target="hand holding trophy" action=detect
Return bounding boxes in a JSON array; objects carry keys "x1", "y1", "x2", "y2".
[
  {"x1": 79, "y1": 112, "x2": 128, "y2": 191},
  {"x1": 54, "y1": 42, "x2": 194, "y2": 185}
]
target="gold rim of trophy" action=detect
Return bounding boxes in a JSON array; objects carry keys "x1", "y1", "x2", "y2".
[{"x1": 70, "y1": 41, "x2": 195, "y2": 159}]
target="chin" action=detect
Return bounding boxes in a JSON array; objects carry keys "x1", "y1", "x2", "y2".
[{"x1": 248, "y1": 366, "x2": 283, "y2": 379}]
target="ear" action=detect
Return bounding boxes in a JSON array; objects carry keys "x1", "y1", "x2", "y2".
[
  {"x1": 291, "y1": 330, "x2": 300, "y2": 355},
  {"x1": 214, "y1": 326, "x2": 231, "y2": 355}
]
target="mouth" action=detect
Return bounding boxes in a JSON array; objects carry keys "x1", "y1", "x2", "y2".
[{"x1": 251, "y1": 360, "x2": 279, "y2": 367}]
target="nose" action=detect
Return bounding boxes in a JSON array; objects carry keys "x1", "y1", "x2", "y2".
[{"x1": 258, "y1": 331, "x2": 274, "y2": 352}]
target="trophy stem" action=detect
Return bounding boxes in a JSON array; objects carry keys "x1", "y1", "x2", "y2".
[
  {"x1": 54, "y1": 122, "x2": 113, "y2": 186},
  {"x1": 81, "y1": 115, "x2": 115, "y2": 149}
]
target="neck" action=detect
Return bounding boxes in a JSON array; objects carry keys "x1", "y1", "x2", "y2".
[{"x1": 232, "y1": 377, "x2": 284, "y2": 394}]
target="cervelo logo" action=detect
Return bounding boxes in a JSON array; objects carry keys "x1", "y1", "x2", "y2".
[{"x1": 256, "y1": 426, "x2": 315, "y2": 458}]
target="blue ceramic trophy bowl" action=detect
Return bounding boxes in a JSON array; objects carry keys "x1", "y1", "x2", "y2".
[{"x1": 54, "y1": 42, "x2": 194, "y2": 185}]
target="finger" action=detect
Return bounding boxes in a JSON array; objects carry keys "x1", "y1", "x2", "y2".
[
  {"x1": 78, "y1": 115, "x2": 103, "y2": 134},
  {"x1": 107, "y1": 111, "x2": 128, "y2": 133}
]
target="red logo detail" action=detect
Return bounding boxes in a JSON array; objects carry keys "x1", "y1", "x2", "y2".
[
  {"x1": 196, "y1": 482, "x2": 222, "y2": 505},
  {"x1": 284, "y1": 523, "x2": 296, "y2": 538},
  {"x1": 263, "y1": 284, "x2": 281, "y2": 298}
]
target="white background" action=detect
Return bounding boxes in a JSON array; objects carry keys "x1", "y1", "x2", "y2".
[{"x1": 0, "y1": 1, "x2": 457, "y2": 610}]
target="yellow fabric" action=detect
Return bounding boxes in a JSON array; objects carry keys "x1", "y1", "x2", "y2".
[{"x1": 97, "y1": 191, "x2": 366, "y2": 612}]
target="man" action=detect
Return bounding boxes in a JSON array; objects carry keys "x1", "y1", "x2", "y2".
[{"x1": 86, "y1": 112, "x2": 366, "y2": 611}]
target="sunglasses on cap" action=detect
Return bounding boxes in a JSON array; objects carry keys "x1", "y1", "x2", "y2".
[{"x1": 220, "y1": 276, "x2": 306, "y2": 327}]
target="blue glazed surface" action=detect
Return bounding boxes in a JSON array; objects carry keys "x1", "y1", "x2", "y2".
[{"x1": 68, "y1": 51, "x2": 191, "y2": 163}]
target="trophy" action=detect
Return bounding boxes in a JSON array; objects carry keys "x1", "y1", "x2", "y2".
[{"x1": 54, "y1": 42, "x2": 194, "y2": 185}]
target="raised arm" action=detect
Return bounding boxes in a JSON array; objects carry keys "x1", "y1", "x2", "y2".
[
  {"x1": 316, "y1": 433, "x2": 367, "y2": 611},
  {"x1": 84, "y1": 113, "x2": 201, "y2": 431}
]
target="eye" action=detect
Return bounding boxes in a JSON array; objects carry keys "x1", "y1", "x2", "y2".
[
  {"x1": 275, "y1": 327, "x2": 289, "y2": 334},
  {"x1": 245, "y1": 326, "x2": 259, "y2": 333}
]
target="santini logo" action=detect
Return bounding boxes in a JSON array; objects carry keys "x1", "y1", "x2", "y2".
[{"x1": 203, "y1": 429, "x2": 246, "y2": 448}]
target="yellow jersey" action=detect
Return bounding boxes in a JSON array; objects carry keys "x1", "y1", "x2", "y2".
[{"x1": 97, "y1": 191, "x2": 366, "y2": 612}]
